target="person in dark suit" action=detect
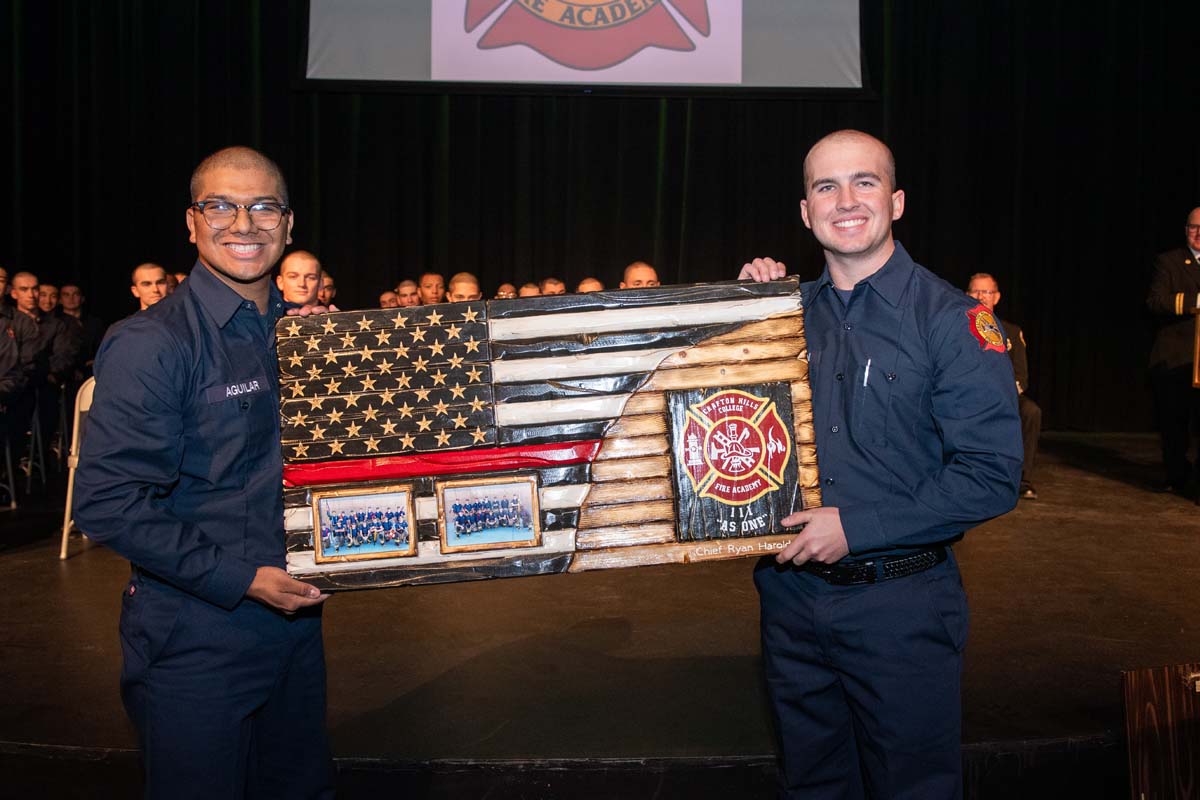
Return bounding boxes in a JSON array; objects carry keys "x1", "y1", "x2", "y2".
[
  {"x1": 1145, "y1": 207, "x2": 1200, "y2": 499},
  {"x1": 968, "y1": 273, "x2": 1042, "y2": 499}
]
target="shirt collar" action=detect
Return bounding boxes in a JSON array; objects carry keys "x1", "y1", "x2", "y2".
[
  {"x1": 187, "y1": 260, "x2": 285, "y2": 328},
  {"x1": 811, "y1": 240, "x2": 915, "y2": 308}
]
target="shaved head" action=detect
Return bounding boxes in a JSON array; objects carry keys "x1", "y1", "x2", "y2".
[
  {"x1": 190, "y1": 146, "x2": 289, "y2": 204},
  {"x1": 803, "y1": 130, "x2": 896, "y2": 192}
]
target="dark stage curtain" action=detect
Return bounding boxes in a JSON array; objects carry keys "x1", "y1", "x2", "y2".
[{"x1": 2, "y1": 1, "x2": 1198, "y2": 431}]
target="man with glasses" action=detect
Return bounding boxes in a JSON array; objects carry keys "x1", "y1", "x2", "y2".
[
  {"x1": 968, "y1": 273, "x2": 1041, "y2": 499},
  {"x1": 75, "y1": 146, "x2": 335, "y2": 798},
  {"x1": 1146, "y1": 207, "x2": 1200, "y2": 500}
]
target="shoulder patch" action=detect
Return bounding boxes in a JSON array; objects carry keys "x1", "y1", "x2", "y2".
[{"x1": 965, "y1": 305, "x2": 1006, "y2": 353}]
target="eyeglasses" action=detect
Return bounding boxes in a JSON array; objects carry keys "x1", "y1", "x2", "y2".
[
  {"x1": 1186, "y1": 224, "x2": 1200, "y2": 233},
  {"x1": 191, "y1": 200, "x2": 290, "y2": 231},
  {"x1": 968, "y1": 289, "x2": 998, "y2": 296}
]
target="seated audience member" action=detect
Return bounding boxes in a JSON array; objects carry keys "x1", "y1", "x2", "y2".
[
  {"x1": 447, "y1": 272, "x2": 483, "y2": 302},
  {"x1": 276, "y1": 250, "x2": 322, "y2": 305},
  {"x1": 518, "y1": 283, "x2": 541, "y2": 297},
  {"x1": 10, "y1": 271, "x2": 80, "y2": 456},
  {"x1": 417, "y1": 272, "x2": 445, "y2": 305},
  {"x1": 318, "y1": 270, "x2": 337, "y2": 307},
  {"x1": 37, "y1": 284, "x2": 59, "y2": 314},
  {"x1": 130, "y1": 263, "x2": 170, "y2": 310},
  {"x1": 379, "y1": 290, "x2": 399, "y2": 309},
  {"x1": 494, "y1": 283, "x2": 517, "y2": 299},
  {"x1": 0, "y1": 267, "x2": 36, "y2": 410},
  {"x1": 57, "y1": 284, "x2": 106, "y2": 380},
  {"x1": 165, "y1": 273, "x2": 179, "y2": 293},
  {"x1": 620, "y1": 261, "x2": 660, "y2": 288},
  {"x1": 395, "y1": 280, "x2": 419, "y2": 307},
  {"x1": 576, "y1": 277, "x2": 604, "y2": 293},
  {"x1": 539, "y1": 276, "x2": 566, "y2": 295},
  {"x1": 968, "y1": 273, "x2": 1042, "y2": 499},
  {"x1": 173, "y1": 270, "x2": 189, "y2": 285}
]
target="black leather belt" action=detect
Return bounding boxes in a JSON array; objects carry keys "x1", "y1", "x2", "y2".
[{"x1": 801, "y1": 547, "x2": 947, "y2": 585}]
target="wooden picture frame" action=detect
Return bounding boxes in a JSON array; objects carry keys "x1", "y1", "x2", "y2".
[
  {"x1": 437, "y1": 474, "x2": 541, "y2": 554},
  {"x1": 311, "y1": 483, "x2": 418, "y2": 564}
]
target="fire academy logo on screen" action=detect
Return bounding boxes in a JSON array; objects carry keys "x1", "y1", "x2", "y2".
[{"x1": 464, "y1": 0, "x2": 712, "y2": 70}]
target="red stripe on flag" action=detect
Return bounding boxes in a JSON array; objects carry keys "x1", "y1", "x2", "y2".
[
  {"x1": 478, "y1": 2, "x2": 695, "y2": 70},
  {"x1": 283, "y1": 440, "x2": 603, "y2": 487}
]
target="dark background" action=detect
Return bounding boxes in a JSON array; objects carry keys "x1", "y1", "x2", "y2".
[{"x1": 2, "y1": 1, "x2": 1198, "y2": 431}]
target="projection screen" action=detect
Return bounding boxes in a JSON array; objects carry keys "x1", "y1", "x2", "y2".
[{"x1": 306, "y1": 1, "x2": 862, "y2": 90}]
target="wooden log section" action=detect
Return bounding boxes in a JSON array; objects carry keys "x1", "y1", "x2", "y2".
[
  {"x1": 594, "y1": 433, "x2": 670, "y2": 461},
  {"x1": 578, "y1": 499, "x2": 675, "y2": 528},
  {"x1": 798, "y1": 465, "x2": 820, "y2": 488},
  {"x1": 790, "y1": 379, "x2": 813, "y2": 403},
  {"x1": 793, "y1": 421, "x2": 815, "y2": 446},
  {"x1": 703, "y1": 315, "x2": 806, "y2": 346},
  {"x1": 622, "y1": 391, "x2": 666, "y2": 416},
  {"x1": 791, "y1": 400, "x2": 813, "y2": 425},
  {"x1": 569, "y1": 533, "x2": 796, "y2": 572},
  {"x1": 575, "y1": 523, "x2": 676, "y2": 550},
  {"x1": 1122, "y1": 663, "x2": 1200, "y2": 800},
  {"x1": 644, "y1": 359, "x2": 807, "y2": 392},
  {"x1": 801, "y1": 487, "x2": 823, "y2": 508},
  {"x1": 797, "y1": 443, "x2": 817, "y2": 465},
  {"x1": 591, "y1": 454, "x2": 672, "y2": 482},
  {"x1": 605, "y1": 413, "x2": 668, "y2": 439},
  {"x1": 585, "y1": 477, "x2": 673, "y2": 507},
  {"x1": 658, "y1": 340, "x2": 803, "y2": 370}
]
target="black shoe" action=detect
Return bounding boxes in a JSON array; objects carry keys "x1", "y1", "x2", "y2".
[{"x1": 1019, "y1": 483, "x2": 1038, "y2": 500}]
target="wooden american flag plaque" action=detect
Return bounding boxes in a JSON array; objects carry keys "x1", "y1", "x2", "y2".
[{"x1": 279, "y1": 279, "x2": 821, "y2": 590}]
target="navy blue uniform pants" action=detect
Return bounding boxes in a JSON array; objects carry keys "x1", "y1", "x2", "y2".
[
  {"x1": 119, "y1": 572, "x2": 335, "y2": 799},
  {"x1": 754, "y1": 553, "x2": 968, "y2": 800}
]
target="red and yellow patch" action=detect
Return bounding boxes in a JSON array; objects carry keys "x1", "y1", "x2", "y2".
[
  {"x1": 465, "y1": 0, "x2": 711, "y2": 70},
  {"x1": 966, "y1": 304, "x2": 1006, "y2": 353},
  {"x1": 680, "y1": 389, "x2": 791, "y2": 506}
]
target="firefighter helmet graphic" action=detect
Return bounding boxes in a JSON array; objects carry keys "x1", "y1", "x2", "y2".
[
  {"x1": 464, "y1": 0, "x2": 712, "y2": 71},
  {"x1": 680, "y1": 389, "x2": 791, "y2": 506}
]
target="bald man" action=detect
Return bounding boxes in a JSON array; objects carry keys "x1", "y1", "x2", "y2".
[
  {"x1": 130, "y1": 263, "x2": 170, "y2": 310},
  {"x1": 395, "y1": 279, "x2": 419, "y2": 307},
  {"x1": 447, "y1": 272, "x2": 483, "y2": 302},
  {"x1": 739, "y1": 130, "x2": 1019, "y2": 798},
  {"x1": 619, "y1": 261, "x2": 660, "y2": 288},
  {"x1": 276, "y1": 250, "x2": 322, "y2": 305}
]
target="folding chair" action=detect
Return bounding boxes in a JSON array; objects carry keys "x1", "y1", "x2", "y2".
[{"x1": 59, "y1": 377, "x2": 96, "y2": 560}]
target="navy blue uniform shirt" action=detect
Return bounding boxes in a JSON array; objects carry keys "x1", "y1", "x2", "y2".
[
  {"x1": 75, "y1": 263, "x2": 288, "y2": 609},
  {"x1": 803, "y1": 242, "x2": 1022, "y2": 557}
]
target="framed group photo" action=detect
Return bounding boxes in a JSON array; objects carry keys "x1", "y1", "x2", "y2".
[
  {"x1": 436, "y1": 474, "x2": 541, "y2": 554},
  {"x1": 311, "y1": 483, "x2": 419, "y2": 564}
]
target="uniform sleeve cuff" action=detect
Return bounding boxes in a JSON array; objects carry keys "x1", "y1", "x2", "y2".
[
  {"x1": 199, "y1": 557, "x2": 258, "y2": 610},
  {"x1": 838, "y1": 503, "x2": 888, "y2": 555}
]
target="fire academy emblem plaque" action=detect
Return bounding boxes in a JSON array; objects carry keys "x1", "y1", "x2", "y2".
[{"x1": 668, "y1": 383, "x2": 800, "y2": 542}]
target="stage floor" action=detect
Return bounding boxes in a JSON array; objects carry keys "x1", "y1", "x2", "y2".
[{"x1": 1, "y1": 432, "x2": 1196, "y2": 796}]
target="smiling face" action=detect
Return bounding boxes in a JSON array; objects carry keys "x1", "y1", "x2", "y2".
[
  {"x1": 800, "y1": 133, "x2": 904, "y2": 277},
  {"x1": 275, "y1": 252, "x2": 321, "y2": 304},
  {"x1": 131, "y1": 265, "x2": 169, "y2": 309},
  {"x1": 37, "y1": 284, "x2": 59, "y2": 313},
  {"x1": 186, "y1": 164, "x2": 293, "y2": 292}
]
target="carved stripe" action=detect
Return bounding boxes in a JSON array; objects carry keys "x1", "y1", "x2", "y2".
[{"x1": 489, "y1": 296, "x2": 805, "y2": 342}]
